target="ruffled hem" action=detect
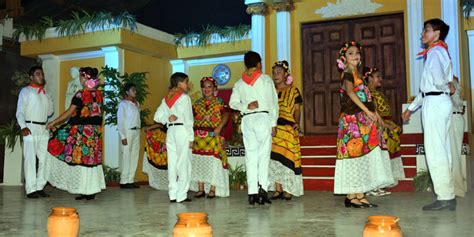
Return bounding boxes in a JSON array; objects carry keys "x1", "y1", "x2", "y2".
[
  {"x1": 142, "y1": 152, "x2": 169, "y2": 190},
  {"x1": 390, "y1": 156, "x2": 406, "y2": 181},
  {"x1": 268, "y1": 160, "x2": 304, "y2": 197},
  {"x1": 47, "y1": 154, "x2": 105, "y2": 195},
  {"x1": 334, "y1": 146, "x2": 394, "y2": 194},
  {"x1": 189, "y1": 154, "x2": 229, "y2": 197}
]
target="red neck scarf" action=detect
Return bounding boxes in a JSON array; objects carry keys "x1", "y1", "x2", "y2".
[
  {"x1": 417, "y1": 40, "x2": 450, "y2": 59},
  {"x1": 242, "y1": 70, "x2": 262, "y2": 86},
  {"x1": 29, "y1": 83, "x2": 45, "y2": 94},
  {"x1": 165, "y1": 88, "x2": 184, "y2": 108}
]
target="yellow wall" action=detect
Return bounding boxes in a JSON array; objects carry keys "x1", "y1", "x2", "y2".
[
  {"x1": 187, "y1": 62, "x2": 246, "y2": 100},
  {"x1": 123, "y1": 49, "x2": 172, "y2": 181},
  {"x1": 59, "y1": 57, "x2": 105, "y2": 113},
  {"x1": 177, "y1": 40, "x2": 251, "y2": 59},
  {"x1": 424, "y1": 0, "x2": 441, "y2": 20}
]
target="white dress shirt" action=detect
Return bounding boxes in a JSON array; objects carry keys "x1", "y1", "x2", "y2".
[
  {"x1": 117, "y1": 100, "x2": 141, "y2": 139},
  {"x1": 16, "y1": 86, "x2": 54, "y2": 129},
  {"x1": 408, "y1": 46, "x2": 454, "y2": 111},
  {"x1": 229, "y1": 73, "x2": 279, "y2": 127},
  {"x1": 154, "y1": 93, "x2": 194, "y2": 142}
]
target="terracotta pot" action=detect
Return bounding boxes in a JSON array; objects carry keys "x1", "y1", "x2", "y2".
[
  {"x1": 47, "y1": 207, "x2": 80, "y2": 237},
  {"x1": 363, "y1": 216, "x2": 402, "y2": 237},
  {"x1": 173, "y1": 212, "x2": 212, "y2": 237}
]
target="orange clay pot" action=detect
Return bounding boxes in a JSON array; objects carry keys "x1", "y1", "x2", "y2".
[
  {"x1": 173, "y1": 212, "x2": 212, "y2": 237},
  {"x1": 363, "y1": 216, "x2": 402, "y2": 237},
  {"x1": 47, "y1": 207, "x2": 80, "y2": 237}
]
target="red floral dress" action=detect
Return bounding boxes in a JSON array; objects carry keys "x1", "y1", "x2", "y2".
[
  {"x1": 337, "y1": 72, "x2": 386, "y2": 159},
  {"x1": 48, "y1": 90, "x2": 103, "y2": 166},
  {"x1": 192, "y1": 97, "x2": 229, "y2": 168}
]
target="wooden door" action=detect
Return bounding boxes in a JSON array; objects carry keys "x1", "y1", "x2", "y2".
[{"x1": 301, "y1": 13, "x2": 407, "y2": 135}]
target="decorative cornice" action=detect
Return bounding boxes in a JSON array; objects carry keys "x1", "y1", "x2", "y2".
[
  {"x1": 272, "y1": 1, "x2": 295, "y2": 12},
  {"x1": 246, "y1": 3, "x2": 267, "y2": 16},
  {"x1": 315, "y1": 0, "x2": 382, "y2": 18}
]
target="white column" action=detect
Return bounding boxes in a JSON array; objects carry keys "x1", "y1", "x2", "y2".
[
  {"x1": 246, "y1": 1, "x2": 267, "y2": 72},
  {"x1": 274, "y1": 1, "x2": 293, "y2": 66},
  {"x1": 101, "y1": 46, "x2": 124, "y2": 169},
  {"x1": 442, "y1": 0, "x2": 461, "y2": 78},
  {"x1": 38, "y1": 54, "x2": 60, "y2": 118},
  {"x1": 170, "y1": 59, "x2": 188, "y2": 74},
  {"x1": 407, "y1": 0, "x2": 424, "y2": 97},
  {"x1": 467, "y1": 30, "x2": 474, "y2": 191}
]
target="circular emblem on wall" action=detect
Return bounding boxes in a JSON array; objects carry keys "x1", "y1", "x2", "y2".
[{"x1": 212, "y1": 64, "x2": 231, "y2": 85}]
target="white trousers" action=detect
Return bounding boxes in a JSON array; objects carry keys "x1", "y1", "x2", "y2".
[
  {"x1": 166, "y1": 126, "x2": 192, "y2": 202},
  {"x1": 422, "y1": 95, "x2": 454, "y2": 200},
  {"x1": 241, "y1": 113, "x2": 272, "y2": 194},
  {"x1": 449, "y1": 114, "x2": 467, "y2": 197},
  {"x1": 22, "y1": 124, "x2": 50, "y2": 194},
  {"x1": 120, "y1": 130, "x2": 140, "y2": 184}
]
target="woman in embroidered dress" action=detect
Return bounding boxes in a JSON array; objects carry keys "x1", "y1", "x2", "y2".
[
  {"x1": 142, "y1": 123, "x2": 169, "y2": 190},
  {"x1": 268, "y1": 61, "x2": 304, "y2": 201},
  {"x1": 364, "y1": 67, "x2": 405, "y2": 196},
  {"x1": 46, "y1": 67, "x2": 105, "y2": 200},
  {"x1": 334, "y1": 42, "x2": 394, "y2": 208},
  {"x1": 191, "y1": 77, "x2": 231, "y2": 198}
]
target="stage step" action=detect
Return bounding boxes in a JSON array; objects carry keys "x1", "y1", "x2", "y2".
[{"x1": 299, "y1": 134, "x2": 425, "y2": 192}]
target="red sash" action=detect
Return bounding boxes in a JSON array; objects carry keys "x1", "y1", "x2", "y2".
[
  {"x1": 165, "y1": 90, "x2": 183, "y2": 108},
  {"x1": 29, "y1": 83, "x2": 45, "y2": 94},
  {"x1": 417, "y1": 40, "x2": 450, "y2": 59},
  {"x1": 242, "y1": 70, "x2": 262, "y2": 86}
]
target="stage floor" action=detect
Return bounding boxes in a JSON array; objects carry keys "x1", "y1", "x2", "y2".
[{"x1": 0, "y1": 186, "x2": 473, "y2": 236}]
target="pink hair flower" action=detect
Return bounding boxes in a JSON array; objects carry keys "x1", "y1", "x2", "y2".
[
  {"x1": 336, "y1": 59, "x2": 346, "y2": 70},
  {"x1": 285, "y1": 75, "x2": 294, "y2": 85}
]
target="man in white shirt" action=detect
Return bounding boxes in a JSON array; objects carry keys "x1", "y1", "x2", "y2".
[
  {"x1": 117, "y1": 83, "x2": 141, "y2": 189},
  {"x1": 16, "y1": 66, "x2": 54, "y2": 198},
  {"x1": 402, "y1": 19, "x2": 455, "y2": 211},
  {"x1": 448, "y1": 76, "x2": 467, "y2": 197},
  {"x1": 230, "y1": 51, "x2": 279, "y2": 205}
]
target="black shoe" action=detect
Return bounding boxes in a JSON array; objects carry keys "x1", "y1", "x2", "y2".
[
  {"x1": 344, "y1": 197, "x2": 365, "y2": 208},
  {"x1": 131, "y1": 183, "x2": 140, "y2": 189},
  {"x1": 178, "y1": 198, "x2": 192, "y2": 203},
  {"x1": 358, "y1": 196, "x2": 378, "y2": 208},
  {"x1": 85, "y1": 194, "x2": 95, "y2": 200},
  {"x1": 194, "y1": 191, "x2": 205, "y2": 198},
  {"x1": 36, "y1": 190, "x2": 50, "y2": 198},
  {"x1": 422, "y1": 199, "x2": 456, "y2": 211},
  {"x1": 271, "y1": 191, "x2": 283, "y2": 200},
  {"x1": 27, "y1": 192, "x2": 40, "y2": 199},
  {"x1": 120, "y1": 184, "x2": 128, "y2": 189},
  {"x1": 170, "y1": 199, "x2": 176, "y2": 203},
  {"x1": 283, "y1": 192, "x2": 293, "y2": 201},
  {"x1": 75, "y1": 195, "x2": 87, "y2": 200},
  {"x1": 258, "y1": 187, "x2": 272, "y2": 205},
  {"x1": 248, "y1": 194, "x2": 258, "y2": 205}
]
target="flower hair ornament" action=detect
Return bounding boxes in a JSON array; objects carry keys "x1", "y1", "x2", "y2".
[
  {"x1": 363, "y1": 67, "x2": 378, "y2": 79},
  {"x1": 81, "y1": 72, "x2": 99, "y2": 89},
  {"x1": 272, "y1": 61, "x2": 293, "y2": 85},
  {"x1": 337, "y1": 41, "x2": 363, "y2": 70},
  {"x1": 200, "y1": 77, "x2": 218, "y2": 96}
]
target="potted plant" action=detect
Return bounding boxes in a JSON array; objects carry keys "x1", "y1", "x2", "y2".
[
  {"x1": 413, "y1": 169, "x2": 433, "y2": 192},
  {"x1": 228, "y1": 164, "x2": 247, "y2": 190},
  {"x1": 103, "y1": 165, "x2": 121, "y2": 187}
]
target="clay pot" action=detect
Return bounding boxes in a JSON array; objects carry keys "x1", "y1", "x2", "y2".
[
  {"x1": 47, "y1": 207, "x2": 80, "y2": 237},
  {"x1": 173, "y1": 212, "x2": 212, "y2": 237},
  {"x1": 363, "y1": 216, "x2": 402, "y2": 237}
]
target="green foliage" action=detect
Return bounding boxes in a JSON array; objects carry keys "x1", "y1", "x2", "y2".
[
  {"x1": 0, "y1": 120, "x2": 22, "y2": 152},
  {"x1": 462, "y1": 0, "x2": 474, "y2": 18},
  {"x1": 103, "y1": 165, "x2": 121, "y2": 184},
  {"x1": 101, "y1": 66, "x2": 150, "y2": 126},
  {"x1": 10, "y1": 70, "x2": 31, "y2": 96},
  {"x1": 413, "y1": 170, "x2": 433, "y2": 192},
  {"x1": 175, "y1": 24, "x2": 250, "y2": 47},
  {"x1": 228, "y1": 163, "x2": 247, "y2": 189},
  {"x1": 13, "y1": 10, "x2": 137, "y2": 41}
]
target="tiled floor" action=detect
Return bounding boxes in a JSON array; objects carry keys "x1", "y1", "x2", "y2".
[{"x1": 0, "y1": 186, "x2": 473, "y2": 236}]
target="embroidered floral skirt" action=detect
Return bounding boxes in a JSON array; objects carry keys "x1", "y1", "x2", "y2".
[
  {"x1": 143, "y1": 129, "x2": 169, "y2": 190},
  {"x1": 48, "y1": 124, "x2": 102, "y2": 166}
]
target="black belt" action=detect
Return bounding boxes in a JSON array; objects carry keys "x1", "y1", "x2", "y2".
[
  {"x1": 453, "y1": 112, "x2": 464, "y2": 115},
  {"x1": 25, "y1": 120, "x2": 46, "y2": 125},
  {"x1": 243, "y1": 111, "x2": 268, "y2": 117},
  {"x1": 130, "y1": 127, "x2": 140, "y2": 130},
  {"x1": 168, "y1": 123, "x2": 183, "y2": 127},
  {"x1": 422, "y1": 91, "x2": 449, "y2": 98}
]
